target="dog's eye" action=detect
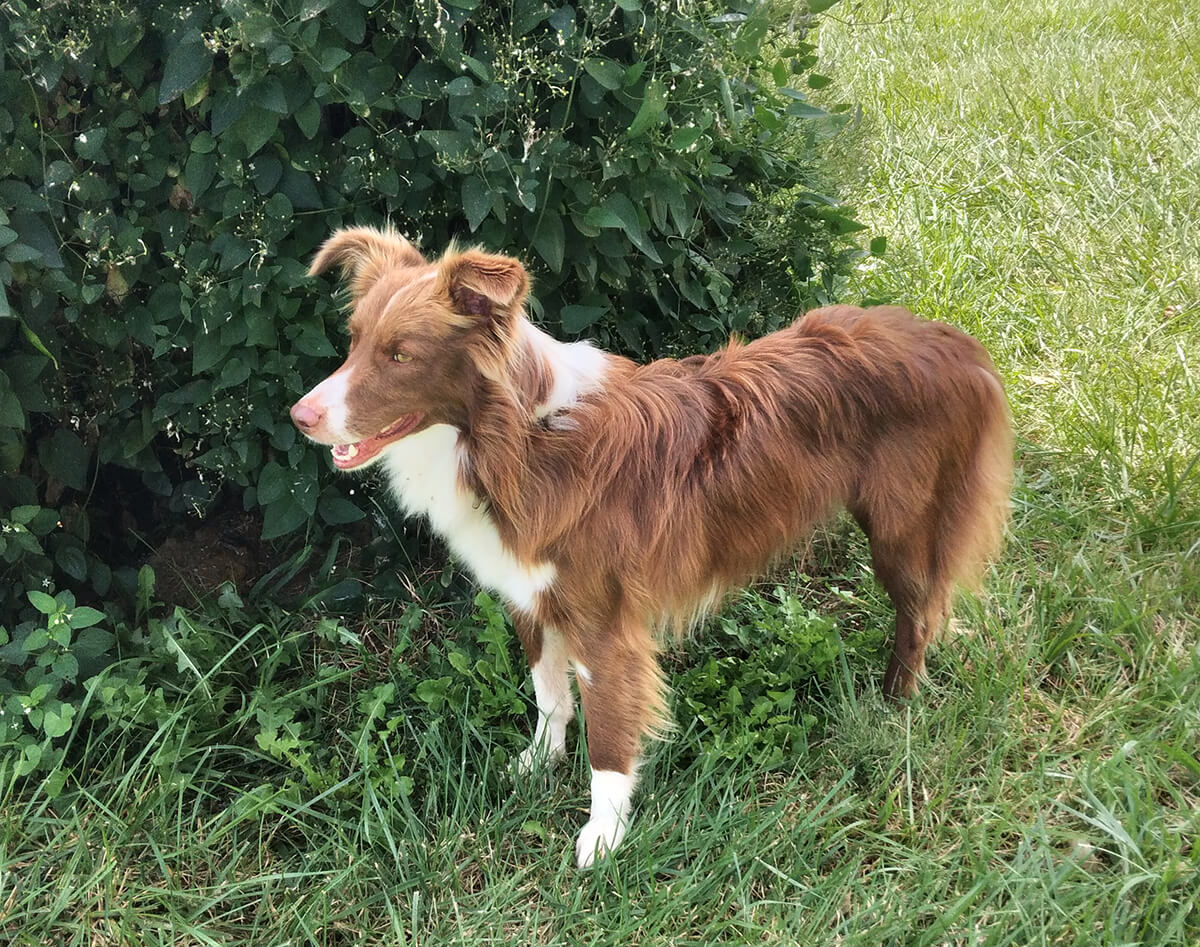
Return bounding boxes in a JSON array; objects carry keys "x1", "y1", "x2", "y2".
[{"x1": 392, "y1": 351, "x2": 411, "y2": 363}]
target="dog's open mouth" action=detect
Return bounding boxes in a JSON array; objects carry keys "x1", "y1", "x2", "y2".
[{"x1": 330, "y1": 414, "x2": 423, "y2": 469}]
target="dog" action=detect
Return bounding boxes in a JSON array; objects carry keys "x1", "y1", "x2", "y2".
[{"x1": 290, "y1": 226, "x2": 1014, "y2": 867}]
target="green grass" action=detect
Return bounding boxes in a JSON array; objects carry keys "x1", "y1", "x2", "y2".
[{"x1": 3, "y1": 0, "x2": 1199, "y2": 943}]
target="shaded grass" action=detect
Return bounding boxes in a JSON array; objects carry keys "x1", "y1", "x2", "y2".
[{"x1": 3, "y1": 0, "x2": 1199, "y2": 943}]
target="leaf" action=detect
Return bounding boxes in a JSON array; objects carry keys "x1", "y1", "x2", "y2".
[
  {"x1": 38, "y1": 428, "x2": 89, "y2": 491},
  {"x1": 17, "y1": 742, "x2": 42, "y2": 776},
  {"x1": 67, "y1": 606, "x2": 105, "y2": 630},
  {"x1": 560, "y1": 305, "x2": 608, "y2": 333},
  {"x1": 55, "y1": 544, "x2": 88, "y2": 581},
  {"x1": 158, "y1": 30, "x2": 213, "y2": 105},
  {"x1": 601, "y1": 193, "x2": 662, "y2": 264},
  {"x1": 669, "y1": 126, "x2": 703, "y2": 150},
  {"x1": 532, "y1": 210, "x2": 565, "y2": 272},
  {"x1": 870, "y1": 235, "x2": 887, "y2": 256},
  {"x1": 10, "y1": 211, "x2": 64, "y2": 269},
  {"x1": 786, "y1": 100, "x2": 831, "y2": 120},
  {"x1": 257, "y1": 461, "x2": 289, "y2": 505},
  {"x1": 584, "y1": 58, "x2": 623, "y2": 91},
  {"x1": 628, "y1": 78, "x2": 667, "y2": 138},
  {"x1": 73, "y1": 626, "x2": 115, "y2": 660},
  {"x1": 262, "y1": 497, "x2": 308, "y2": 540},
  {"x1": 461, "y1": 176, "x2": 491, "y2": 232},
  {"x1": 52, "y1": 651, "x2": 79, "y2": 682},
  {"x1": 294, "y1": 99, "x2": 321, "y2": 139},
  {"x1": 234, "y1": 107, "x2": 280, "y2": 157},
  {"x1": 42, "y1": 702, "x2": 75, "y2": 738},
  {"x1": 318, "y1": 495, "x2": 365, "y2": 525}
]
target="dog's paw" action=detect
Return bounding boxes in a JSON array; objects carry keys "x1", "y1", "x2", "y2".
[
  {"x1": 575, "y1": 814, "x2": 629, "y2": 868},
  {"x1": 515, "y1": 740, "x2": 565, "y2": 777}
]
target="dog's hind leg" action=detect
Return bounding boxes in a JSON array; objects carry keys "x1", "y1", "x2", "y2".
[
  {"x1": 851, "y1": 502, "x2": 951, "y2": 701},
  {"x1": 514, "y1": 615, "x2": 573, "y2": 774},
  {"x1": 572, "y1": 623, "x2": 666, "y2": 867}
]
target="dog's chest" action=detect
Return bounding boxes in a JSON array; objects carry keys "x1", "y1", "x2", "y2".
[{"x1": 381, "y1": 424, "x2": 554, "y2": 613}]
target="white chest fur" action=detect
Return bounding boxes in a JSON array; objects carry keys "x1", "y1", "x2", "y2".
[{"x1": 380, "y1": 423, "x2": 555, "y2": 613}]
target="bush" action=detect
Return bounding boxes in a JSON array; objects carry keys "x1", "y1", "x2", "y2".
[{"x1": 0, "y1": 0, "x2": 860, "y2": 740}]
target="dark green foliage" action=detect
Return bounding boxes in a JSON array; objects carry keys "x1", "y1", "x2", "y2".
[{"x1": 0, "y1": 0, "x2": 858, "y2": 765}]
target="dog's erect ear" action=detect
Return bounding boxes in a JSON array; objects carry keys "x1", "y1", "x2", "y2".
[
  {"x1": 309, "y1": 226, "x2": 426, "y2": 300},
  {"x1": 437, "y1": 249, "x2": 530, "y2": 322}
]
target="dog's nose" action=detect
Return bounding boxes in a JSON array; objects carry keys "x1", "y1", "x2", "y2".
[{"x1": 291, "y1": 401, "x2": 323, "y2": 431}]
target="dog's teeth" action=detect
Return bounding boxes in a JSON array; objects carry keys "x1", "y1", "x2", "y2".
[{"x1": 345, "y1": 444, "x2": 358, "y2": 458}]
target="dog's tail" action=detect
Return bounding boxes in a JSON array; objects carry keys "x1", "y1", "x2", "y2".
[{"x1": 941, "y1": 363, "x2": 1014, "y2": 592}]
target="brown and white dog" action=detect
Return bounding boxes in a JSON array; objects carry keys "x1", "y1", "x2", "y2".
[{"x1": 290, "y1": 226, "x2": 1014, "y2": 866}]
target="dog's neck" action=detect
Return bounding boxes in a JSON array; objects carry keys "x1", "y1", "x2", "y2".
[{"x1": 459, "y1": 316, "x2": 613, "y2": 531}]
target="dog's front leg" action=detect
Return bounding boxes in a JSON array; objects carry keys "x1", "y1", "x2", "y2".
[
  {"x1": 514, "y1": 617, "x2": 572, "y2": 773},
  {"x1": 573, "y1": 642, "x2": 661, "y2": 867}
]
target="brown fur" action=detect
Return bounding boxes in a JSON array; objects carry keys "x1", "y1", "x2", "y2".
[{"x1": 296, "y1": 230, "x2": 1014, "y2": 778}]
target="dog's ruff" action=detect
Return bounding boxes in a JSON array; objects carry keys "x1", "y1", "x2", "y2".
[{"x1": 292, "y1": 226, "x2": 1014, "y2": 867}]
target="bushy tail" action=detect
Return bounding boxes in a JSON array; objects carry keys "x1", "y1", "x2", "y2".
[{"x1": 942, "y1": 366, "x2": 1015, "y2": 592}]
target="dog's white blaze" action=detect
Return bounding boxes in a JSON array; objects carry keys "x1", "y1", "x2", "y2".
[
  {"x1": 521, "y1": 321, "x2": 610, "y2": 418},
  {"x1": 518, "y1": 628, "x2": 572, "y2": 772},
  {"x1": 381, "y1": 423, "x2": 555, "y2": 613},
  {"x1": 577, "y1": 769, "x2": 635, "y2": 868},
  {"x1": 305, "y1": 369, "x2": 352, "y2": 441}
]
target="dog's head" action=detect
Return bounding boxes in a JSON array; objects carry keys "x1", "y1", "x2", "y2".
[{"x1": 290, "y1": 227, "x2": 531, "y2": 470}]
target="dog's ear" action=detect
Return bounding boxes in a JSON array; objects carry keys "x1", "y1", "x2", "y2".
[
  {"x1": 438, "y1": 249, "x2": 530, "y2": 322},
  {"x1": 309, "y1": 226, "x2": 426, "y2": 300}
]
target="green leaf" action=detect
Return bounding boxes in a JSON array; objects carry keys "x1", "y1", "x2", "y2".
[
  {"x1": 870, "y1": 235, "x2": 887, "y2": 256},
  {"x1": 669, "y1": 126, "x2": 703, "y2": 151},
  {"x1": 532, "y1": 210, "x2": 565, "y2": 272},
  {"x1": 234, "y1": 107, "x2": 280, "y2": 157},
  {"x1": 67, "y1": 606, "x2": 105, "y2": 630},
  {"x1": 461, "y1": 176, "x2": 491, "y2": 232},
  {"x1": 628, "y1": 78, "x2": 667, "y2": 138},
  {"x1": 584, "y1": 58, "x2": 623, "y2": 91},
  {"x1": 295, "y1": 99, "x2": 321, "y2": 139},
  {"x1": 560, "y1": 305, "x2": 608, "y2": 333},
  {"x1": 786, "y1": 100, "x2": 831, "y2": 120},
  {"x1": 16, "y1": 742, "x2": 42, "y2": 775},
  {"x1": 601, "y1": 193, "x2": 662, "y2": 264},
  {"x1": 42, "y1": 702, "x2": 75, "y2": 738},
  {"x1": 55, "y1": 544, "x2": 88, "y2": 581},
  {"x1": 73, "y1": 627, "x2": 116, "y2": 660},
  {"x1": 257, "y1": 461, "x2": 289, "y2": 505},
  {"x1": 318, "y1": 495, "x2": 365, "y2": 525},
  {"x1": 158, "y1": 31, "x2": 213, "y2": 105},
  {"x1": 38, "y1": 429, "x2": 89, "y2": 491},
  {"x1": 262, "y1": 497, "x2": 307, "y2": 540},
  {"x1": 9, "y1": 505, "x2": 40, "y2": 526},
  {"x1": 52, "y1": 652, "x2": 79, "y2": 682}
]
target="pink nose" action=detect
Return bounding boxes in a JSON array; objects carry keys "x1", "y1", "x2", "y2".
[{"x1": 291, "y1": 400, "x2": 323, "y2": 431}]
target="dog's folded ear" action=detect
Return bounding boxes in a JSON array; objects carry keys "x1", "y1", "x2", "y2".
[
  {"x1": 438, "y1": 249, "x2": 530, "y2": 322},
  {"x1": 310, "y1": 226, "x2": 426, "y2": 300}
]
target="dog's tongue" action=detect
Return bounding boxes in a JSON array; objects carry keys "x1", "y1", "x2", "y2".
[{"x1": 330, "y1": 415, "x2": 421, "y2": 469}]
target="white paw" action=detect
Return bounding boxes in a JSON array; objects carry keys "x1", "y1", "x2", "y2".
[
  {"x1": 515, "y1": 739, "x2": 565, "y2": 776},
  {"x1": 575, "y1": 815, "x2": 629, "y2": 868}
]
